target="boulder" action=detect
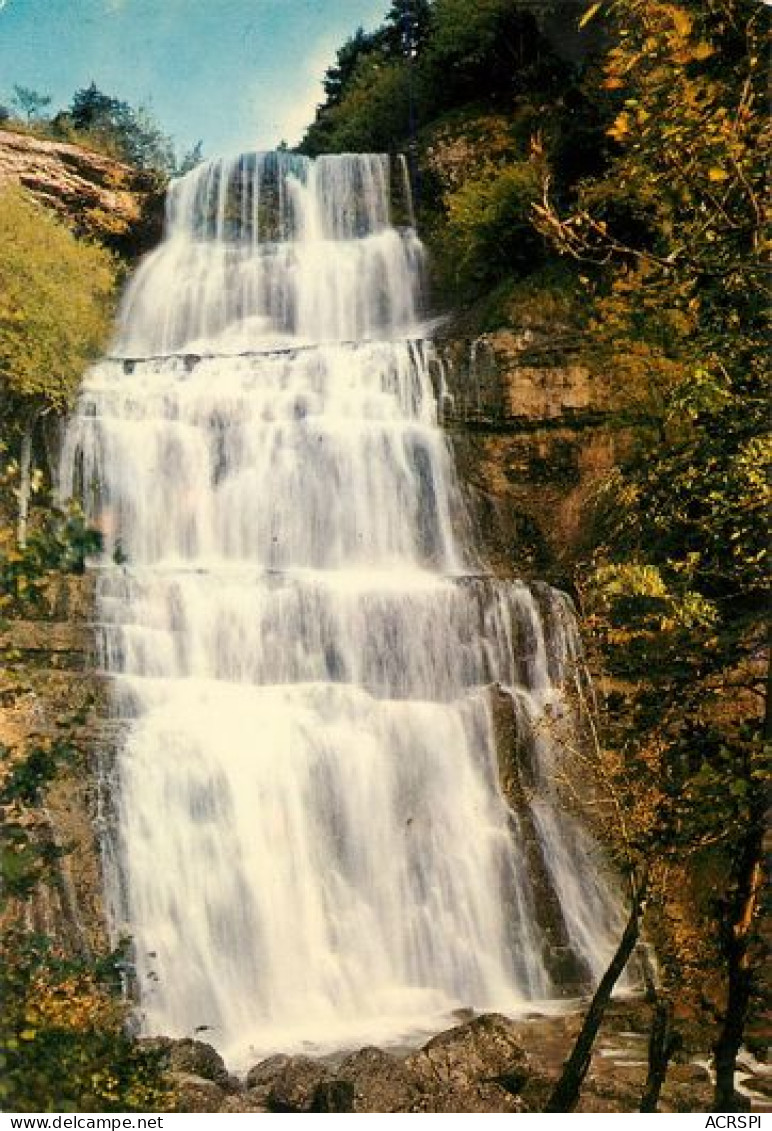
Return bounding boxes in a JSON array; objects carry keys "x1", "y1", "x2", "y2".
[
  {"x1": 166, "y1": 1037, "x2": 229, "y2": 1086},
  {"x1": 245, "y1": 1053, "x2": 293, "y2": 1090},
  {"x1": 406, "y1": 1012, "x2": 531, "y2": 1096},
  {"x1": 267, "y1": 1055, "x2": 330, "y2": 1113},
  {"x1": 169, "y1": 1072, "x2": 225, "y2": 1113},
  {"x1": 220, "y1": 1090, "x2": 272, "y2": 1113},
  {"x1": 390, "y1": 1013, "x2": 533, "y2": 1112},
  {"x1": 323, "y1": 1046, "x2": 421, "y2": 1113}
]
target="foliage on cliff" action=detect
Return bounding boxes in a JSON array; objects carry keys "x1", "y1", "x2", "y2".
[
  {"x1": 0, "y1": 187, "x2": 115, "y2": 542},
  {"x1": 533, "y1": 0, "x2": 769, "y2": 1107},
  {"x1": 0, "y1": 188, "x2": 115, "y2": 415},
  {"x1": 0, "y1": 514, "x2": 171, "y2": 1112},
  {"x1": 300, "y1": 1, "x2": 605, "y2": 307},
  {"x1": 0, "y1": 735, "x2": 171, "y2": 1112}
]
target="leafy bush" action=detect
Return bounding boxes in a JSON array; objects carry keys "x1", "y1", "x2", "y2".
[
  {"x1": 442, "y1": 159, "x2": 544, "y2": 282},
  {"x1": 0, "y1": 188, "x2": 115, "y2": 414}
]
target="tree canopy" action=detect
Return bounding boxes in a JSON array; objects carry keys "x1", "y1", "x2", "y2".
[{"x1": 532, "y1": 1, "x2": 769, "y2": 1106}]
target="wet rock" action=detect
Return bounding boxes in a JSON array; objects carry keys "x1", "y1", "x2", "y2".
[
  {"x1": 668, "y1": 1062, "x2": 711, "y2": 1086},
  {"x1": 404, "y1": 1013, "x2": 532, "y2": 1112},
  {"x1": 325, "y1": 1046, "x2": 421, "y2": 1112},
  {"x1": 577, "y1": 1077, "x2": 641, "y2": 1113},
  {"x1": 406, "y1": 1013, "x2": 531, "y2": 1094},
  {"x1": 245, "y1": 1053, "x2": 294, "y2": 1090},
  {"x1": 267, "y1": 1055, "x2": 330, "y2": 1112},
  {"x1": 518, "y1": 1072, "x2": 555, "y2": 1112},
  {"x1": 425, "y1": 1081, "x2": 526, "y2": 1113},
  {"x1": 166, "y1": 1037, "x2": 229, "y2": 1086},
  {"x1": 169, "y1": 1072, "x2": 225, "y2": 1113}
]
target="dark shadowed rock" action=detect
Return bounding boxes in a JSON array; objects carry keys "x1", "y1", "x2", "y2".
[
  {"x1": 267, "y1": 1056, "x2": 330, "y2": 1112},
  {"x1": 312, "y1": 1079, "x2": 357, "y2": 1112},
  {"x1": 166, "y1": 1037, "x2": 229, "y2": 1086}
]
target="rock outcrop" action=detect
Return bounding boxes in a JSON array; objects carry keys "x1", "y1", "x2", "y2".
[
  {"x1": 0, "y1": 128, "x2": 164, "y2": 256},
  {"x1": 436, "y1": 332, "x2": 655, "y2": 584},
  {"x1": 179, "y1": 1004, "x2": 720, "y2": 1113},
  {"x1": 234, "y1": 1013, "x2": 529, "y2": 1113},
  {"x1": 0, "y1": 574, "x2": 109, "y2": 954}
]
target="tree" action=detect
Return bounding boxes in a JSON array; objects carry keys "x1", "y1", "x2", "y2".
[
  {"x1": 382, "y1": 0, "x2": 433, "y2": 56},
  {"x1": 0, "y1": 189, "x2": 115, "y2": 544},
  {"x1": 547, "y1": 869, "x2": 649, "y2": 1112},
  {"x1": 11, "y1": 84, "x2": 51, "y2": 122},
  {"x1": 59, "y1": 83, "x2": 178, "y2": 174},
  {"x1": 424, "y1": 0, "x2": 546, "y2": 107},
  {"x1": 321, "y1": 28, "x2": 382, "y2": 106},
  {"x1": 69, "y1": 82, "x2": 124, "y2": 133},
  {"x1": 535, "y1": 0, "x2": 769, "y2": 1108}
]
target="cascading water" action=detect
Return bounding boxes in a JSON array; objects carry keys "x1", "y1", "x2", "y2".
[{"x1": 62, "y1": 152, "x2": 625, "y2": 1068}]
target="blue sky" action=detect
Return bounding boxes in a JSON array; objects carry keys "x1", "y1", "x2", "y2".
[{"x1": 0, "y1": 0, "x2": 391, "y2": 156}]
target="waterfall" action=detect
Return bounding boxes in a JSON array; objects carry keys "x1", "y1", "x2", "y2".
[{"x1": 61, "y1": 152, "x2": 625, "y2": 1069}]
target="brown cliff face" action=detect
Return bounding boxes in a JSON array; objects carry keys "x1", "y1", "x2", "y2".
[
  {"x1": 0, "y1": 575, "x2": 110, "y2": 954},
  {"x1": 0, "y1": 128, "x2": 164, "y2": 257},
  {"x1": 436, "y1": 333, "x2": 654, "y2": 585}
]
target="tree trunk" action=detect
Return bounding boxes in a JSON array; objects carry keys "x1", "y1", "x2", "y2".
[
  {"x1": 545, "y1": 869, "x2": 648, "y2": 1113},
  {"x1": 17, "y1": 411, "x2": 38, "y2": 547},
  {"x1": 640, "y1": 998, "x2": 680, "y2": 1112},
  {"x1": 712, "y1": 660, "x2": 769, "y2": 1111},
  {"x1": 712, "y1": 831, "x2": 764, "y2": 1111}
]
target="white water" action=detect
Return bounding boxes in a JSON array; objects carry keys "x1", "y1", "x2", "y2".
[{"x1": 62, "y1": 152, "x2": 625, "y2": 1069}]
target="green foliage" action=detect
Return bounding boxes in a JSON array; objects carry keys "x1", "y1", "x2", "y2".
[
  {"x1": 301, "y1": 0, "x2": 570, "y2": 156},
  {"x1": 535, "y1": 1, "x2": 772, "y2": 1059},
  {"x1": 0, "y1": 455, "x2": 167, "y2": 1111},
  {"x1": 443, "y1": 159, "x2": 544, "y2": 282},
  {"x1": 0, "y1": 188, "x2": 115, "y2": 415},
  {"x1": 300, "y1": 1, "x2": 590, "y2": 298},
  {"x1": 423, "y1": 0, "x2": 546, "y2": 106},
  {"x1": 0, "y1": 738, "x2": 74, "y2": 905},
  {"x1": 0, "y1": 735, "x2": 171, "y2": 1111},
  {"x1": 54, "y1": 84, "x2": 178, "y2": 174},
  {"x1": 0, "y1": 931, "x2": 171, "y2": 1112},
  {"x1": 0, "y1": 501, "x2": 103, "y2": 620},
  {"x1": 308, "y1": 57, "x2": 414, "y2": 155}
]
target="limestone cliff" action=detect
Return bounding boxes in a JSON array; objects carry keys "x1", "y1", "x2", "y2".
[
  {"x1": 0, "y1": 128, "x2": 164, "y2": 257},
  {"x1": 436, "y1": 332, "x2": 653, "y2": 586},
  {"x1": 0, "y1": 575, "x2": 109, "y2": 954}
]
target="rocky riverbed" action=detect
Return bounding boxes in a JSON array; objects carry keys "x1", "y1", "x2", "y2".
[{"x1": 143, "y1": 999, "x2": 771, "y2": 1114}]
